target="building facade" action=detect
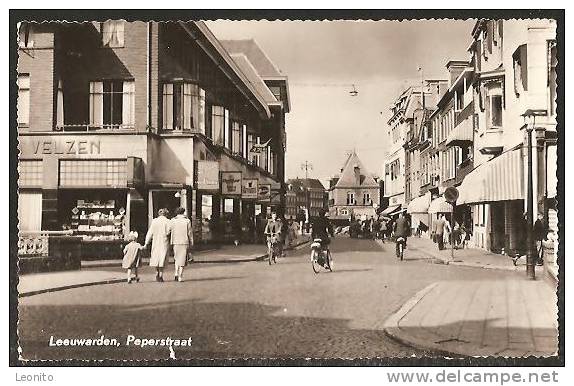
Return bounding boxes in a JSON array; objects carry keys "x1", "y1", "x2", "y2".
[
  {"x1": 285, "y1": 178, "x2": 328, "y2": 220},
  {"x1": 329, "y1": 151, "x2": 379, "y2": 221},
  {"x1": 17, "y1": 21, "x2": 290, "y2": 256}
]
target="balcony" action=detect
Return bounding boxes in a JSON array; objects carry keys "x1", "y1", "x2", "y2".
[
  {"x1": 446, "y1": 105, "x2": 474, "y2": 147},
  {"x1": 56, "y1": 124, "x2": 136, "y2": 132}
]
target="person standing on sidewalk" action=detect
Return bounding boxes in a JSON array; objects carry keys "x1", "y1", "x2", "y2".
[
  {"x1": 433, "y1": 215, "x2": 447, "y2": 251},
  {"x1": 170, "y1": 207, "x2": 193, "y2": 282},
  {"x1": 534, "y1": 213, "x2": 548, "y2": 266},
  {"x1": 122, "y1": 231, "x2": 144, "y2": 283},
  {"x1": 144, "y1": 208, "x2": 171, "y2": 282}
]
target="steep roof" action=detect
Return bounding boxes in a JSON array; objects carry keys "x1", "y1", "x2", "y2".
[
  {"x1": 220, "y1": 39, "x2": 283, "y2": 78},
  {"x1": 229, "y1": 53, "x2": 279, "y2": 105},
  {"x1": 287, "y1": 178, "x2": 326, "y2": 191},
  {"x1": 334, "y1": 151, "x2": 379, "y2": 189}
]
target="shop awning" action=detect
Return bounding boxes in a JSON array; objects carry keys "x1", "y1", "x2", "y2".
[
  {"x1": 428, "y1": 196, "x2": 453, "y2": 213},
  {"x1": 407, "y1": 192, "x2": 431, "y2": 214},
  {"x1": 457, "y1": 146, "x2": 524, "y2": 204},
  {"x1": 389, "y1": 206, "x2": 406, "y2": 216},
  {"x1": 381, "y1": 204, "x2": 401, "y2": 216},
  {"x1": 446, "y1": 116, "x2": 473, "y2": 146}
]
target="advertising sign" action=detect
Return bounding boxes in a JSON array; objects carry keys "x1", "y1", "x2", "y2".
[
  {"x1": 197, "y1": 161, "x2": 220, "y2": 190},
  {"x1": 258, "y1": 184, "x2": 271, "y2": 202},
  {"x1": 220, "y1": 171, "x2": 242, "y2": 195},
  {"x1": 242, "y1": 178, "x2": 259, "y2": 199}
]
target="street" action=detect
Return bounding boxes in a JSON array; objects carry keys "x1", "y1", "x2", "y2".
[{"x1": 18, "y1": 236, "x2": 519, "y2": 360}]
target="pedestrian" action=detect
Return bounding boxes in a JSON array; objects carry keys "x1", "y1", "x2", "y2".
[
  {"x1": 144, "y1": 208, "x2": 171, "y2": 282},
  {"x1": 170, "y1": 207, "x2": 193, "y2": 282},
  {"x1": 433, "y1": 215, "x2": 447, "y2": 251},
  {"x1": 122, "y1": 231, "x2": 144, "y2": 284},
  {"x1": 379, "y1": 218, "x2": 387, "y2": 243},
  {"x1": 534, "y1": 213, "x2": 548, "y2": 266},
  {"x1": 442, "y1": 215, "x2": 452, "y2": 247}
]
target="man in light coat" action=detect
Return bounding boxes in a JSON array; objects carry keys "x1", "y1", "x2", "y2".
[
  {"x1": 170, "y1": 207, "x2": 193, "y2": 282},
  {"x1": 144, "y1": 208, "x2": 171, "y2": 282}
]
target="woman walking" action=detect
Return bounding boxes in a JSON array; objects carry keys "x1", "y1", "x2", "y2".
[
  {"x1": 170, "y1": 207, "x2": 193, "y2": 282},
  {"x1": 144, "y1": 208, "x2": 171, "y2": 282}
]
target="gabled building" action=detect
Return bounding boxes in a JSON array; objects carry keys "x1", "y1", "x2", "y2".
[{"x1": 329, "y1": 151, "x2": 379, "y2": 221}]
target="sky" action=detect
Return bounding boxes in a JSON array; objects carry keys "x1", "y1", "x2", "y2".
[{"x1": 207, "y1": 20, "x2": 476, "y2": 185}]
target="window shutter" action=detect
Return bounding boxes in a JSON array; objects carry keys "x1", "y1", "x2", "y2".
[
  {"x1": 122, "y1": 80, "x2": 135, "y2": 127},
  {"x1": 162, "y1": 84, "x2": 173, "y2": 130},
  {"x1": 486, "y1": 21, "x2": 494, "y2": 53},
  {"x1": 224, "y1": 109, "x2": 230, "y2": 149},
  {"x1": 242, "y1": 124, "x2": 247, "y2": 157},
  {"x1": 89, "y1": 81, "x2": 103, "y2": 127},
  {"x1": 520, "y1": 45, "x2": 528, "y2": 91},
  {"x1": 56, "y1": 79, "x2": 64, "y2": 127}
]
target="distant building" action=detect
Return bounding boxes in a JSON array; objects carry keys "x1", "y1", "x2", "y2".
[
  {"x1": 329, "y1": 151, "x2": 379, "y2": 221},
  {"x1": 285, "y1": 178, "x2": 327, "y2": 220}
]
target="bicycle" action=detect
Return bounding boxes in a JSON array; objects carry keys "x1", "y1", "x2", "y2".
[
  {"x1": 395, "y1": 236, "x2": 406, "y2": 261},
  {"x1": 267, "y1": 233, "x2": 280, "y2": 265},
  {"x1": 310, "y1": 238, "x2": 333, "y2": 273}
]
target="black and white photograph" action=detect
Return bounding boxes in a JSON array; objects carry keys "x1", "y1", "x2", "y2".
[{"x1": 9, "y1": 8, "x2": 564, "y2": 371}]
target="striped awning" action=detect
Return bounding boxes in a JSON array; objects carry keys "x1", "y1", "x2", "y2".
[
  {"x1": 446, "y1": 116, "x2": 473, "y2": 146},
  {"x1": 428, "y1": 196, "x2": 453, "y2": 213},
  {"x1": 381, "y1": 204, "x2": 401, "y2": 216},
  {"x1": 457, "y1": 146, "x2": 524, "y2": 204},
  {"x1": 407, "y1": 192, "x2": 431, "y2": 214}
]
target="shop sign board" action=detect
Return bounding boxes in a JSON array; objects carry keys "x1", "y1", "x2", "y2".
[
  {"x1": 197, "y1": 161, "x2": 220, "y2": 190},
  {"x1": 220, "y1": 171, "x2": 242, "y2": 195},
  {"x1": 242, "y1": 178, "x2": 259, "y2": 199},
  {"x1": 258, "y1": 184, "x2": 271, "y2": 202}
]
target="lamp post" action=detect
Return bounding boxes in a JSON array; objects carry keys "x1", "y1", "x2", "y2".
[{"x1": 522, "y1": 109, "x2": 546, "y2": 280}]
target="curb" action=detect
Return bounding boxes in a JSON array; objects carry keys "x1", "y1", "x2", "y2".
[
  {"x1": 19, "y1": 278, "x2": 125, "y2": 298},
  {"x1": 382, "y1": 282, "x2": 470, "y2": 358}
]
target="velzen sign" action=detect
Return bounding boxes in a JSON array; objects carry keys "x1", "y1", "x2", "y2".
[
  {"x1": 242, "y1": 178, "x2": 259, "y2": 199},
  {"x1": 258, "y1": 184, "x2": 271, "y2": 202},
  {"x1": 197, "y1": 161, "x2": 220, "y2": 190},
  {"x1": 221, "y1": 171, "x2": 242, "y2": 195}
]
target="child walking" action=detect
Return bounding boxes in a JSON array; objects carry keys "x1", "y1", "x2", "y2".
[{"x1": 123, "y1": 231, "x2": 144, "y2": 283}]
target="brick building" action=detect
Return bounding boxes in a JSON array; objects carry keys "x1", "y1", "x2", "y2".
[{"x1": 17, "y1": 21, "x2": 290, "y2": 256}]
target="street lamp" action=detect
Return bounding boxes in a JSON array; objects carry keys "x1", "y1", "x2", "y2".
[{"x1": 521, "y1": 109, "x2": 547, "y2": 280}]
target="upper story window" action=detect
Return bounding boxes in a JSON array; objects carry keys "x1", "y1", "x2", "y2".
[
  {"x1": 513, "y1": 44, "x2": 528, "y2": 96},
  {"x1": 488, "y1": 93, "x2": 503, "y2": 129},
  {"x1": 346, "y1": 192, "x2": 355, "y2": 205},
  {"x1": 101, "y1": 20, "x2": 125, "y2": 48},
  {"x1": 162, "y1": 83, "x2": 206, "y2": 132},
  {"x1": 17, "y1": 74, "x2": 30, "y2": 127},
  {"x1": 212, "y1": 106, "x2": 226, "y2": 146},
  {"x1": 89, "y1": 80, "x2": 135, "y2": 129},
  {"x1": 18, "y1": 23, "x2": 34, "y2": 48},
  {"x1": 363, "y1": 192, "x2": 371, "y2": 205},
  {"x1": 231, "y1": 121, "x2": 242, "y2": 155}
]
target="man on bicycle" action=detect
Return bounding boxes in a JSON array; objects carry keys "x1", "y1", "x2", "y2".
[
  {"x1": 311, "y1": 209, "x2": 334, "y2": 249},
  {"x1": 393, "y1": 211, "x2": 410, "y2": 257},
  {"x1": 264, "y1": 211, "x2": 284, "y2": 256}
]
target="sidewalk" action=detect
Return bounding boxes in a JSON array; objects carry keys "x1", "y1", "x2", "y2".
[
  {"x1": 19, "y1": 236, "x2": 311, "y2": 297},
  {"x1": 402, "y1": 236, "x2": 520, "y2": 271},
  {"x1": 384, "y1": 278, "x2": 558, "y2": 357}
]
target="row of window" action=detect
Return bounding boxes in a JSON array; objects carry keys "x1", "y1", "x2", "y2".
[
  {"x1": 17, "y1": 76, "x2": 277, "y2": 174},
  {"x1": 346, "y1": 192, "x2": 373, "y2": 206},
  {"x1": 19, "y1": 21, "x2": 126, "y2": 49}
]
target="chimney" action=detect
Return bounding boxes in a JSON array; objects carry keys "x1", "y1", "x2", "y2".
[
  {"x1": 354, "y1": 165, "x2": 361, "y2": 185},
  {"x1": 446, "y1": 60, "x2": 469, "y2": 87}
]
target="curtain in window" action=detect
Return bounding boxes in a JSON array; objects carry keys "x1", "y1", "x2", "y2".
[
  {"x1": 242, "y1": 125, "x2": 247, "y2": 157},
  {"x1": 18, "y1": 191, "x2": 43, "y2": 231},
  {"x1": 211, "y1": 106, "x2": 225, "y2": 145},
  {"x1": 17, "y1": 75, "x2": 30, "y2": 126},
  {"x1": 183, "y1": 83, "x2": 193, "y2": 130},
  {"x1": 102, "y1": 20, "x2": 124, "y2": 47},
  {"x1": 162, "y1": 84, "x2": 174, "y2": 130},
  {"x1": 224, "y1": 109, "x2": 230, "y2": 149},
  {"x1": 232, "y1": 121, "x2": 241, "y2": 154},
  {"x1": 89, "y1": 81, "x2": 103, "y2": 127},
  {"x1": 122, "y1": 80, "x2": 135, "y2": 127}
]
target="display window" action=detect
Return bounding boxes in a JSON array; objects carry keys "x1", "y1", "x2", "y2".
[{"x1": 58, "y1": 189, "x2": 127, "y2": 241}]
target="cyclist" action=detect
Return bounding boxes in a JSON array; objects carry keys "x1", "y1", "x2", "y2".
[
  {"x1": 264, "y1": 211, "x2": 284, "y2": 257},
  {"x1": 392, "y1": 211, "x2": 410, "y2": 258},
  {"x1": 311, "y1": 209, "x2": 335, "y2": 256}
]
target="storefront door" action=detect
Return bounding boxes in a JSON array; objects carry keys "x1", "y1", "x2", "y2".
[{"x1": 151, "y1": 190, "x2": 183, "y2": 219}]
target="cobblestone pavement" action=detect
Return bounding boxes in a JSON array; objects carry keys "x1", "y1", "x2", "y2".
[{"x1": 18, "y1": 236, "x2": 519, "y2": 360}]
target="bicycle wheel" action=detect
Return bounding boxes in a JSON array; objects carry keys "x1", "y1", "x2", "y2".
[
  {"x1": 400, "y1": 243, "x2": 404, "y2": 261},
  {"x1": 326, "y1": 250, "x2": 333, "y2": 271},
  {"x1": 268, "y1": 248, "x2": 273, "y2": 265},
  {"x1": 311, "y1": 250, "x2": 321, "y2": 274}
]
